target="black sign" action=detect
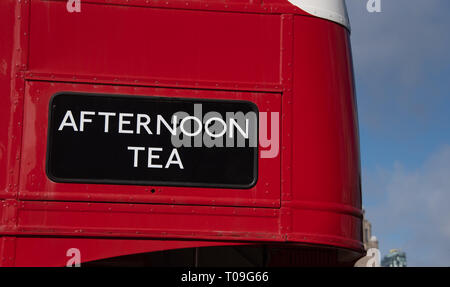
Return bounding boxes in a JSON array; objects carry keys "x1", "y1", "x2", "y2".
[{"x1": 46, "y1": 93, "x2": 258, "y2": 188}]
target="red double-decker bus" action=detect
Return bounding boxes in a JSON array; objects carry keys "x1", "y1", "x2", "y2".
[{"x1": 0, "y1": 0, "x2": 362, "y2": 267}]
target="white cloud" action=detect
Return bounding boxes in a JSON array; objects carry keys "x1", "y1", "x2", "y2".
[
  {"x1": 364, "y1": 145, "x2": 450, "y2": 266},
  {"x1": 345, "y1": 0, "x2": 450, "y2": 266}
]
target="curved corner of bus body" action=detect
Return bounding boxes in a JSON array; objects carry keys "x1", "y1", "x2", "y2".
[
  {"x1": 288, "y1": 12, "x2": 363, "y2": 262},
  {"x1": 0, "y1": 0, "x2": 362, "y2": 266}
]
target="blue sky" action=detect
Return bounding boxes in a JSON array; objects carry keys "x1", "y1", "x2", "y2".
[{"x1": 346, "y1": 0, "x2": 450, "y2": 266}]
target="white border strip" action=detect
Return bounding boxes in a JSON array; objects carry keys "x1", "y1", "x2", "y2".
[{"x1": 287, "y1": 0, "x2": 350, "y2": 30}]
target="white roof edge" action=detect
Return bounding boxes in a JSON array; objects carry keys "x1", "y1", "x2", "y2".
[{"x1": 286, "y1": 0, "x2": 350, "y2": 31}]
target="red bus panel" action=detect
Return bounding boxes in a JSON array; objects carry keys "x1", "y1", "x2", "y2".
[
  {"x1": 0, "y1": 0, "x2": 363, "y2": 266},
  {"x1": 29, "y1": 0, "x2": 282, "y2": 87},
  {"x1": 20, "y1": 81, "x2": 281, "y2": 207}
]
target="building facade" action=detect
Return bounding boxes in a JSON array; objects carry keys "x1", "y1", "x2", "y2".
[
  {"x1": 355, "y1": 210, "x2": 380, "y2": 267},
  {"x1": 381, "y1": 249, "x2": 407, "y2": 267}
]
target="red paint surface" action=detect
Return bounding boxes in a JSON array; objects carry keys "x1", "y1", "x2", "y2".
[
  {"x1": 20, "y1": 82, "x2": 282, "y2": 207},
  {"x1": 0, "y1": 0, "x2": 363, "y2": 266}
]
